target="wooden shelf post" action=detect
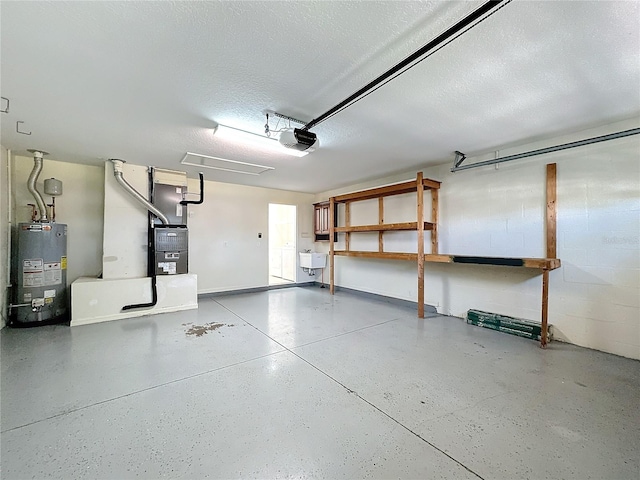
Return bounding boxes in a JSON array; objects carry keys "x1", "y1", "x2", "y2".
[
  {"x1": 378, "y1": 197, "x2": 384, "y2": 253},
  {"x1": 417, "y1": 172, "x2": 425, "y2": 318},
  {"x1": 541, "y1": 269, "x2": 549, "y2": 348},
  {"x1": 541, "y1": 163, "x2": 557, "y2": 348},
  {"x1": 329, "y1": 197, "x2": 335, "y2": 294},
  {"x1": 546, "y1": 163, "x2": 557, "y2": 259},
  {"x1": 431, "y1": 188, "x2": 439, "y2": 254},
  {"x1": 345, "y1": 202, "x2": 351, "y2": 252}
]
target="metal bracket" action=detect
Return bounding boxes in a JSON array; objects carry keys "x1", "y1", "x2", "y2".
[
  {"x1": 453, "y1": 150, "x2": 466, "y2": 169},
  {"x1": 272, "y1": 111, "x2": 306, "y2": 125},
  {"x1": 1, "y1": 97, "x2": 9, "y2": 114},
  {"x1": 263, "y1": 110, "x2": 307, "y2": 137},
  {"x1": 17, "y1": 121, "x2": 32, "y2": 135}
]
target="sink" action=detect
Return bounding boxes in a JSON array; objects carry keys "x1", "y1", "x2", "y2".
[{"x1": 299, "y1": 252, "x2": 327, "y2": 269}]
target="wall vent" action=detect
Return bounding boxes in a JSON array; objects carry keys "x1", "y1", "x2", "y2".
[{"x1": 180, "y1": 152, "x2": 274, "y2": 176}]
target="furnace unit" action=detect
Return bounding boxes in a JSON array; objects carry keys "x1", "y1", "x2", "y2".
[
  {"x1": 150, "y1": 167, "x2": 202, "y2": 276},
  {"x1": 154, "y1": 227, "x2": 189, "y2": 275}
]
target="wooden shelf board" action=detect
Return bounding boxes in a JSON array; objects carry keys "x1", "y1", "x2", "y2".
[
  {"x1": 332, "y1": 252, "x2": 560, "y2": 270},
  {"x1": 333, "y1": 251, "x2": 418, "y2": 261},
  {"x1": 423, "y1": 178, "x2": 441, "y2": 190},
  {"x1": 424, "y1": 254, "x2": 561, "y2": 270},
  {"x1": 335, "y1": 222, "x2": 435, "y2": 233},
  {"x1": 332, "y1": 177, "x2": 440, "y2": 203}
]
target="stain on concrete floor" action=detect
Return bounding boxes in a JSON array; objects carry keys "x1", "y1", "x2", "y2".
[{"x1": 185, "y1": 322, "x2": 234, "y2": 337}]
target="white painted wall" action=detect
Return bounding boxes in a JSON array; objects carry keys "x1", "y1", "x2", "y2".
[
  {"x1": 187, "y1": 178, "x2": 316, "y2": 292},
  {"x1": 71, "y1": 274, "x2": 197, "y2": 326},
  {"x1": 102, "y1": 162, "x2": 149, "y2": 279},
  {"x1": 11, "y1": 156, "x2": 105, "y2": 286},
  {"x1": 315, "y1": 119, "x2": 640, "y2": 359},
  {"x1": 0, "y1": 146, "x2": 9, "y2": 329},
  {"x1": 102, "y1": 163, "x2": 316, "y2": 293}
]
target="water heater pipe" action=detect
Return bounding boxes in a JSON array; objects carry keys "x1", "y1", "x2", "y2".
[
  {"x1": 109, "y1": 159, "x2": 168, "y2": 225},
  {"x1": 26, "y1": 149, "x2": 48, "y2": 222},
  {"x1": 6, "y1": 149, "x2": 12, "y2": 288}
]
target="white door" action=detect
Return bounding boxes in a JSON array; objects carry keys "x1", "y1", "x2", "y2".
[{"x1": 268, "y1": 204, "x2": 297, "y2": 284}]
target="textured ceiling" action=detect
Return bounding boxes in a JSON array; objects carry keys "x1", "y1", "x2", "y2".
[{"x1": 1, "y1": 1, "x2": 639, "y2": 193}]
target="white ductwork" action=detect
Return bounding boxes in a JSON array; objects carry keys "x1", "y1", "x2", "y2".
[
  {"x1": 109, "y1": 159, "x2": 169, "y2": 225},
  {"x1": 26, "y1": 149, "x2": 49, "y2": 222}
]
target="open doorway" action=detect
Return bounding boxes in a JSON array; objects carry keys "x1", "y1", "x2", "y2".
[{"x1": 268, "y1": 204, "x2": 297, "y2": 285}]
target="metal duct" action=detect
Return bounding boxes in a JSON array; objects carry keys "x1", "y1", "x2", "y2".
[
  {"x1": 109, "y1": 159, "x2": 169, "y2": 225},
  {"x1": 26, "y1": 149, "x2": 49, "y2": 222}
]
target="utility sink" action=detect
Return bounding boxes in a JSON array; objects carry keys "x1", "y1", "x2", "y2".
[{"x1": 299, "y1": 252, "x2": 327, "y2": 269}]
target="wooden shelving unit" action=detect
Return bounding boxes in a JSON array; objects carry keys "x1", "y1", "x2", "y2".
[
  {"x1": 335, "y1": 222, "x2": 435, "y2": 233},
  {"x1": 328, "y1": 165, "x2": 561, "y2": 348},
  {"x1": 329, "y1": 172, "x2": 439, "y2": 318}
]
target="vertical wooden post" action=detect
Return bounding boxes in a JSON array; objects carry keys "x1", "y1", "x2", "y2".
[
  {"x1": 378, "y1": 197, "x2": 384, "y2": 253},
  {"x1": 541, "y1": 269, "x2": 549, "y2": 348},
  {"x1": 431, "y1": 188, "x2": 439, "y2": 254},
  {"x1": 417, "y1": 172, "x2": 425, "y2": 318},
  {"x1": 546, "y1": 163, "x2": 557, "y2": 259},
  {"x1": 329, "y1": 197, "x2": 335, "y2": 295},
  {"x1": 345, "y1": 202, "x2": 351, "y2": 252},
  {"x1": 542, "y1": 163, "x2": 556, "y2": 348}
]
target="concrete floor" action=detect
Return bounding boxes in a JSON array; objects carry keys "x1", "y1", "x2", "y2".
[
  {"x1": 268, "y1": 275, "x2": 294, "y2": 286},
  {"x1": 1, "y1": 287, "x2": 639, "y2": 479}
]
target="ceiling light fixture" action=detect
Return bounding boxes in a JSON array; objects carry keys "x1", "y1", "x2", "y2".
[
  {"x1": 181, "y1": 152, "x2": 275, "y2": 175},
  {"x1": 213, "y1": 124, "x2": 309, "y2": 157}
]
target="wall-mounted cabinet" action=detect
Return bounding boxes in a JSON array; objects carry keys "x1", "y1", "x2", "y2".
[{"x1": 313, "y1": 201, "x2": 337, "y2": 242}]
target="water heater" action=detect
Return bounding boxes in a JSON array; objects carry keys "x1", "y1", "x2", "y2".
[
  {"x1": 9, "y1": 150, "x2": 68, "y2": 326},
  {"x1": 10, "y1": 223, "x2": 68, "y2": 324}
]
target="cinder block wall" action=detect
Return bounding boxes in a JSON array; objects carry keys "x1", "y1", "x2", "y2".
[{"x1": 315, "y1": 119, "x2": 640, "y2": 359}]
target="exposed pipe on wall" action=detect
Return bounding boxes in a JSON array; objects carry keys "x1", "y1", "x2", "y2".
[
  {"x1": 109, "y1": 159, "x2": 169, "y2": 225},
  {"x1": 108, "y1": 159, "x2": 163, "y2": 311},
  {"x1": 451, "y1": 127, "x2": 640, "y2": 172},
  {"x1": 3, "y1": 148, "x2": 12, "y2": 327},
  {"x1": 26, "y1": 149, "x2": 48, "y2": 222},
  {"x1": 121, "y1": 274, "x2": 158, "y2": 311},
  {"x1": 180, "y1": 172, "x2": 204, "y2": 205}
]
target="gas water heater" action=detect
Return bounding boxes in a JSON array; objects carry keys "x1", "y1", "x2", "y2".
[{"x1": 9, "y1": 150, "x2": 68, "y2": 326}]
